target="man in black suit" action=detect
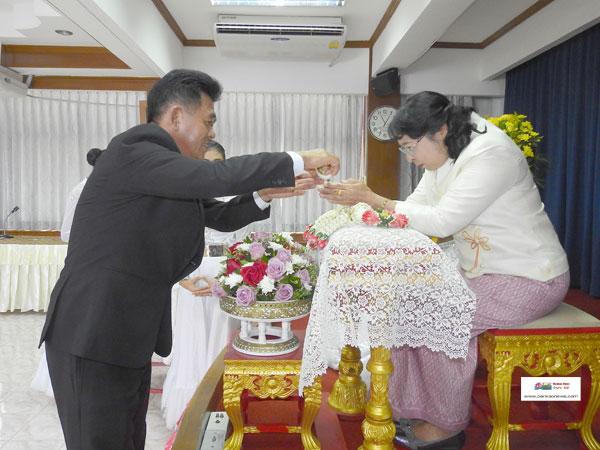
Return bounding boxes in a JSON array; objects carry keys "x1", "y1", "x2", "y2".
[{"x1": 40, "y1": 69, "x2": 339, "y2": 450}]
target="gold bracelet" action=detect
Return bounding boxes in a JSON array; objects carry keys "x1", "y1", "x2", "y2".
[{"x1": 382, "y1": 198, "x2": 389, "y2": 210}]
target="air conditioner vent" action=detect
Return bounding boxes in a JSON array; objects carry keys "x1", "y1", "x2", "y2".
[
  {"x1": 215, "y1": 23, "x2": 345, "y2": 36},
  {"x1": 213, "y1": 15, "x2": 347, "y2": 63}
]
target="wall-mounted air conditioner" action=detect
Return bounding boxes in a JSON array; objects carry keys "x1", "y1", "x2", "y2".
[
  {"x1": 0, "y1": 65, "x2": 28, "y2": 97},
  {"x1": 214, "y1": 15, "x2": 347, "y2": 63}
]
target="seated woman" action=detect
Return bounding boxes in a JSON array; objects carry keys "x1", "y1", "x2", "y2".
[{"x1": 319, "y1": 91, "x2": 569, "y2": 450}]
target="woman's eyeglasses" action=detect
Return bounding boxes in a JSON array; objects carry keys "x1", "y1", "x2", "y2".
[{"x1": 398, "y1": 136, "x2": 424, "y2": 156}]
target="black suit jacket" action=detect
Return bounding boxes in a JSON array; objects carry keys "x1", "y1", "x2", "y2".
[{"x1": 40, "y1": 123, "x2": 295, "y2": 368}]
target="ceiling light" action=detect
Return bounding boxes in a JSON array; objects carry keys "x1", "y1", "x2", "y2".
[
  {"x1": 211, "y1": 1, "x2": 344, "y2": 6},
  {"x1": 55, "y1": 29, "x2": 73, "y2": 36}
]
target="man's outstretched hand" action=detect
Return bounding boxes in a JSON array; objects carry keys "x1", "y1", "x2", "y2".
[
  {"x1": 258, "y1": 172, "x2": 318, "y2": 201},
  {"x1": 296, "y1": 148, "x2": 340, "y2": 180}
]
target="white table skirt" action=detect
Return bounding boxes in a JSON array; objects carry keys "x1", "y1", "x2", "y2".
[
  {"x1": 161, "y1": 256, "x2": 240, "y2": 430},
  {"x1": 0, "y1": 243, "x2": 67, "y2": 312}
]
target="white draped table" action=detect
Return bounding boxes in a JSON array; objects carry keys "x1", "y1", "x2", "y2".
[
  {"x1": 0, "y1": 236, "x2": 67, "y2": 312},
  {"x1": 299, "y1": 224, "x2": 476, "y2": 449},
  {"x1": 161, "y1": 256, "x2": 240, "y2": 430}
]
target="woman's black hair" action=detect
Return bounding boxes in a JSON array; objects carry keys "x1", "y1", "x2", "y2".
[
  {"x1": 205, "y1": 140, "x2": 226, "y2": 159},
  {"x1": 388, "y1": 91, "x2": 486, "y2": 159},
  {"x1": 86, "y1": 148, "x2": 104, "y2": 166},
  {"x1": 146, "y1": 69, "x2": 222, "y2": 124}
]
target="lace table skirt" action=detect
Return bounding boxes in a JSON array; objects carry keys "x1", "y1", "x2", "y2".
[{"x1": 299, "y1": 224, "x2": 476, "y2": 391}]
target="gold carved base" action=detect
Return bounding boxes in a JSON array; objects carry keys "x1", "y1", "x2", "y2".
[
  {"x1": 479, "y1": 331, "x2": 600, "y2": 450},
  {"x1": 328, "y1": 345, "x2": 367, "y2": 415},
  {"x1": 360, "y1": 346, "x2": 395, "y2": 450},
  {"x1": 223, "y1": 359, "x2": 322, "y2": 450}
]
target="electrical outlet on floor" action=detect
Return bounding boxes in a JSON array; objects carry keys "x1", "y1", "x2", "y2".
[{"x1": 199, "y1": 411, "x2": 229, "y2": 450}]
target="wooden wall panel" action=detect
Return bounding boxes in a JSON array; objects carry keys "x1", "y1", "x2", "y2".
[{"x1": 30, "y1": 76, "x2": 158, "y2": 91}]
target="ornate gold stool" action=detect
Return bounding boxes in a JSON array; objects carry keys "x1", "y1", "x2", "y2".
[
  {"x1": 478, "y1": 302, "x2": 600, "y2": 450},
  {"x1": 223, "y1": 330, "x2": 322, "y2": 450}
]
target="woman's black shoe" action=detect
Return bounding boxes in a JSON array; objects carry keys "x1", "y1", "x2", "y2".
[{"x1": 392, "y1": 425, "x2": 466, "y2": 450}]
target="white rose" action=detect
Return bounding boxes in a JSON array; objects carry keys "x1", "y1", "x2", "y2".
[
  {"x1": 291, "y1": 254, "x2": 307, "y2": 266},
  {"x1": 258, "y1": 276, "x2": 276, "y2": 294},
  {"x1": 224, "y1": 273, "x2": 243, "y2": 288},
  {"x1": 269, "y1": 242, "x2": 284, "y2": 251},
  {"x1": 285, "y1": 262, "x2": 294, "y2": 274},
  {"x1": 280, "y1": 232, "x2": 294, "y2": 243},
  {"x1": 237, "y1": 243, "x2": 251, "y2": 251}
]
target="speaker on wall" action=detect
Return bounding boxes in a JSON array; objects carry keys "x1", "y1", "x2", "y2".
[{"x1": 370, "y1": 68, "x2": 399, "y2": 97}]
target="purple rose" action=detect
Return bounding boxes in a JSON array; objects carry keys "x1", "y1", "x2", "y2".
[
  {"x1": 236, "y1": 285, "x2": 256, "y2": 306},
  {"x1": 275, "y1": 283, "x2": 294, "y2": 302},
  {"x1": 276, "y1": 248, "x2": 291, "y2": 262},
  {"x1": 296, "y1": 269, "x2": 310, "y2": 285},
  {"x1": 253, "y1": 232, "x2": 271, "y2": 241},
  {"x1": 266, "y1": 258, "x2": 286, "y2": 281},
  {"x1": 249, "y1": 242, "x2": 265, "y2": 260},
  {"x1": 211, "y1": 282, "x2": 227, "y2": 298}
]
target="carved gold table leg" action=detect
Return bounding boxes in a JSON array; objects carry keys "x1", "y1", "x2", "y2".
[
  {"x1": 223, "y1": 374, "x2": 245, "y2": 450},
  {"x1": 328, "y1": 345, "x2": 367, "y2": 414},
  {"x1": 358, "y1": 346, "x2": 395, "y2": 450},
  {"x1": 301, "y1": 377, "x2": 323, "y2": 450},
  {"x1": 485, "y1": 350, "x2": 513, "y2": 450},
  {"x1": 580, "y1": 360, "x2": 600, "y2": 450}
]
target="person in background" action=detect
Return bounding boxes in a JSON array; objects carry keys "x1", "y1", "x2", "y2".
[
  {"x1": 40, "y1": 68, "x2": 339, "y2": 450},
  {"x1": 59, "y1": 148, "x2": 103, "y2": 243},
  {"x1": 319, "y1": 91, "x2": 568, "y2": 450}
]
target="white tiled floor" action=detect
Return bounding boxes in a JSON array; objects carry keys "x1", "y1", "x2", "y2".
[{"x1": 0, "y1": 312, "x2": 174, "y2": 450}]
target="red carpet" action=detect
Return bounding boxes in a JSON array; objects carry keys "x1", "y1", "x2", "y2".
[{"x1": 218, "y1": 289, "x2": 600, "y2": 449}]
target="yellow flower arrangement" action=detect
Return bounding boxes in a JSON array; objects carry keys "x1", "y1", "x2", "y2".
[{"x1": 486, "y1": 112, "x2": 546, "y2": 186}]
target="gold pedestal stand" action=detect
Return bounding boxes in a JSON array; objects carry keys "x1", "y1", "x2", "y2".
[
  {"x1": 328, "y1": 345, "x2": 367, "y2": 414},
  {"x1": 222, "y1": 330, "x2": 322, "y2": 450}
]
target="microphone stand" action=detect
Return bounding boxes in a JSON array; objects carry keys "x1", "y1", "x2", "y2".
[{"x1": 0, "y1": 207, "x2": 20, "y2": 239}]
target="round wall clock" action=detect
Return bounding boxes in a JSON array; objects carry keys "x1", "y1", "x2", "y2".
[{"x1": 368, "y1": 105, "x2": 396, "y2": 142}]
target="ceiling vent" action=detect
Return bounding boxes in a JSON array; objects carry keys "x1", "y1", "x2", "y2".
[{"x1": 214, "y1": 15, "x2": 346, "y2": 63}]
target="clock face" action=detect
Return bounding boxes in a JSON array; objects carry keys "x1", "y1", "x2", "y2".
[{"x1": 368, "y1": 106, "x2": 396, "y2": 142}]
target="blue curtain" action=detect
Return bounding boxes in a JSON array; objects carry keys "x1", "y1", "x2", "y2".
[{"x1": 504, "y1": 23, "x2": 600, "y2": 298}]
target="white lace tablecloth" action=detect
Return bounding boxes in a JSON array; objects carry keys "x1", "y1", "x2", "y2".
[
  {"x1": 0, "y1": 240, "x2": 67, "y2": 312},
  {"x1": 299, "y1": 224, "x2": 476, "y2": 391}
]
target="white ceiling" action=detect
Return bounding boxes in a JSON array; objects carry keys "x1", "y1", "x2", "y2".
[{"x1": 0, "y1": 0, "x2": 598, "y2": 79}]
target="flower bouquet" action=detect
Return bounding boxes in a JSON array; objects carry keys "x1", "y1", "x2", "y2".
[
  {"x1": 486, "y1": 112, "x2": 546, "y2": 186},
  {"x1": 212, "y1": 232, "x2": 316, "y2": 307},
  {"x1": 212, "y1": 232, "x2": 316, "y2": 356},
  {"x1": 304, "y1": 202, "x2": 409, "y2": 250}
]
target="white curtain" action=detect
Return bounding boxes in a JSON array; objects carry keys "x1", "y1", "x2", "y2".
[
  {"x1": 397, "y1": 94, "x2": 504, "y2": 200},
  {"x1": 0, "y1": 90, "x2": 364, "y2": 232},
  {"x1": 214, "y1": 92, "x2": 365, "y2": 232},
  {"x1": 0, "y1": 90, "x2": 146, "y2": 230}
]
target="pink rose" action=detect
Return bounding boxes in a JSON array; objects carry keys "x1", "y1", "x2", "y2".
[
  {"x1": 362, "y1": 210, "x2": 380, "y2": 225},
  {"x1": 295, "y1": 269, "x2": 310, "y2": 285},
  {"x1": 253, "y1": 232, "x2": 271, "y2": 241},
  {"x1": 276, "y1": 248, "x2": 291, "y2": 262},
  {"x1": 236, "y1": 285, "x2": 256, "y2": 306},
  {"x1": 211, "y1": 282, "x2": 227, "y2": 298},
  {"x1": 275, "y1": 283, "x2": 294, "y2": 302},
  {"x1": 390, "y1": 213, "x2": 409, "y2": 228},
  {"x1": 249, "y1": 242, "x2": 265, "y2": 260},
  {"x1": 266, "y1": 258, "x2": 286, "y2": 281}
]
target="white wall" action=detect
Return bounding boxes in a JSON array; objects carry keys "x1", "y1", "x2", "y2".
[
  {"x1": 183, "y1": 47, "x2": 369, "y2": 95},
  {"x1": 401, "y1": 48, "x2": 505, "y2": 97}
]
